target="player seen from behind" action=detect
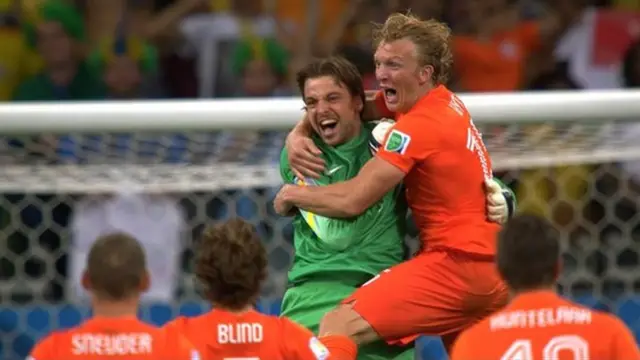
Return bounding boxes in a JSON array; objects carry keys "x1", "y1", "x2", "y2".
[
  {"x1": 451, "y1": 214, "x2": 640, "y2": 360},
  {"x1": 28, "y1": 232, "x2": 199, "y2": 360},
  {"x1": 279, "y1": 55, "x2": 514, "y2": 360},
  {"x1": 163, "y1": 218, "x2": 332, "y2": 360},
  {"x1": 275, "y1": 13, "x2": 511, "y2": 355}
]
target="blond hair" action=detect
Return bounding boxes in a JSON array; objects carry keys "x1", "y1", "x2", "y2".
[{"x1": 373, "y1": 13, "x2": 453, "y2": 84}]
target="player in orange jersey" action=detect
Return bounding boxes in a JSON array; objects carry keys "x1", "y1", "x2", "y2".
[
  {"x1": 163, "y1": 218, "x2": 344, "y2": 360},
  {"x1": 274, "y1": 13, "x2": 508, "y2": 357},
  {"x1": 451, "y1": 214, "x2": 640, "y2": 360},
  {"x1": 28, "y1": 232, "x2": 199, "y2": 360}
]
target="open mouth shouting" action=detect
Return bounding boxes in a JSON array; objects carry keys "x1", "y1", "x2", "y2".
[
  {"x1": 318, "y1": 118, "x2": 339, "y2": 138},
  {"x1": 382, "y1": 87, "x2": 398, "y2": 107}
]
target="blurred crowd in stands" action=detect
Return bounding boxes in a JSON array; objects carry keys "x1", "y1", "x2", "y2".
[
  {"x1": 1, "y1": 0, "x2": 638, "y2": 102},
  {"x1": 1, "y1": 0, "x2": 640, "y2": 306}
]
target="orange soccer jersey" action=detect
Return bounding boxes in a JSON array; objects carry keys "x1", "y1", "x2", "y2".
[
  {"x1": 452, "y1": 21, "x2": 542, "y2": 92},
  {"x1": 451, "y1": 290, "x2": 640, "y2": 360},
  {"x1": 164, "y1": 308, "x2": 330, "y2": 360},
  {"x1": 28, "y1": 315, "x2": 198, "y2": 360},
  {"x1": 375, "y1": 85, "x2": 500, "y2": 256}
]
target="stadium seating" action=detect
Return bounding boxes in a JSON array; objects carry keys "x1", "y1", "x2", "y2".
[{"x1": 2, "y1": 296, "x2": 639, "y2": 360}]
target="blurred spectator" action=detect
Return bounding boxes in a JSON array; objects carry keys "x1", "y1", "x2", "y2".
[
  {"x1": 451, "y1": 0, "x2": 566, "y2": 92},
  {"x1": 13, "y1": 0, "x2": 104, "y2": 100},
  {"x1": 275, "y1": 0, "x2": 348, "y2": 50},
  {"x1": 80, "y1": 0, "x2": 206, "y2": 98},
  {"x1": 231, "y1": 37, "x2": 290, "y2": 97},
  {"x1": 89, "y1": 36, "x2": 164, "y2": 99},
  {"x1": 81, "y1": 0, "x2": 201, "y2": 42},
  {"x1": 613, "y1": 0, "x2": 640, "y2": 10},
  {"x1": 553, "y1": 1, "x2": 639, "y2": 89},
  {"x1": 4, "y1": 0, "x2": 105, "y2": 304},
  {"x1": 180, "y1": 0, "x2": 281, "y2": 97},
  {"x1": 10, "y1": 0, "x2": 105, "y2": 161},
  {"x1": 0, "y1": 0, "x2": 42, "y2": 101}
]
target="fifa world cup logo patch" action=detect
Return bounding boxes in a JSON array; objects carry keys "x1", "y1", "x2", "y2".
[{"x1": 384, "y1": 130, "x2": 411, "y2": 155}]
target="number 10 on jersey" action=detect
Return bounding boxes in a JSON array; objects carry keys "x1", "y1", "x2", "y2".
[{"x1": 501, "y1": 335, "x2": 589, "y2": 360}]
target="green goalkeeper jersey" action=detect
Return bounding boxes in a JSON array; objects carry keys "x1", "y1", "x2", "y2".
[{"x1": 280, "y1": 123, "x2": 407, "y2": 286}]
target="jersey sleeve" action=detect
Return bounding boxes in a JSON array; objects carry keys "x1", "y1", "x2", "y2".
[
  {"x1": 281, "y1": 318, "x2": 330, "y2": 360},
  {"x1": 280, "y1": 147, "x2": 296, "y2": 184},
  {"x1": 609, "y1": 317, "x2": 640, "y2": 358},
  {"x1": 376, "y1": 115, "x2": 439, "y2": 173}
]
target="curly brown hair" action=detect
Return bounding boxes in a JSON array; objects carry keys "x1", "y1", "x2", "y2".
[
  {"x1": 194, "y1": 218, "x2": 267, "y2": 310},
  {"x1": 372, "y1": 12, "x2": 453, "y2": 85},
  {"x1": 86, "y1": 232, "x2": 147, "y2": 300}
]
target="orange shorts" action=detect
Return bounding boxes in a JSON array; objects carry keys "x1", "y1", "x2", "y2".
[{"x1": 343, "y1": 248, "x2": 508, "y2": 345}]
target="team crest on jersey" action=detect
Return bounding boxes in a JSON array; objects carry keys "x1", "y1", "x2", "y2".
[
  {"x1": 309, "y1": 337, "x2": 330, "y2": 360},
  {"x1": 384, "y1": 130, "x2": 411, "y2": 154}
]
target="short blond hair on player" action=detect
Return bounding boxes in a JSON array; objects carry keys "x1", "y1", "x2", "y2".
[{"x1": 372, "y1": 12, "x2": 453, "y2": 85}]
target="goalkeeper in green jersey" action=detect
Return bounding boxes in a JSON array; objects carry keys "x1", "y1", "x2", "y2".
[{"x1": 279, "y1": 56, "x2": 515, "y2": 360}]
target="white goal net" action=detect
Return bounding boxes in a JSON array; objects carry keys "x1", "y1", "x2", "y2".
[{"x1": 1, "y1": 90, "x2": 640, "y2": 360}]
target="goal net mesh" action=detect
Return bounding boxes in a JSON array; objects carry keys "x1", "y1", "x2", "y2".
[{"x1": 1, "y1": 119, "x2": 640, "y2": 359}]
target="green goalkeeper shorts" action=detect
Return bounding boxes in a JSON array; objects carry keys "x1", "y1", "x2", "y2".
[{"x1": 281, "y1": 279, "x2": 414, "y2": 360}]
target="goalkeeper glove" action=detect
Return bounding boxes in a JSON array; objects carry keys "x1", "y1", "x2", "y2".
[
  {"x1": 485, "y1": 178, "x2": 516, "y2": 224},
  {"x1": 368, "y1": 119, "x2": 395, "y2": 154}
]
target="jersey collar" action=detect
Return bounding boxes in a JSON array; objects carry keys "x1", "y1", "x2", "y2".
[
  {"x1": 400, "y1": 84, "x2": 448, "y2": 115},
  {"x1": 508, "y1": 290, "x2": 562, "y2": 308}
]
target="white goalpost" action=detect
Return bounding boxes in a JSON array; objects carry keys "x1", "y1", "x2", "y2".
[
  {"x1": 1, "y1": 90, "x2": 640, "y2": 193},
  {"x1": 2, "y1": 90, "x2": 640, "y2": 360}
]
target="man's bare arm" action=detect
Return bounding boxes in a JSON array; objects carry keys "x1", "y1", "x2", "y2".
[{"x1": 282, "y1": 157, "x2": 405, "y2": 217}]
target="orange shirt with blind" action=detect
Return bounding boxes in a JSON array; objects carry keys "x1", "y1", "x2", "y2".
[
  {"x1": 164, "y1": 308, "x2": 331, "y2": 359},
  {"x1": 453, "y1": 21, "x2": 542, "y2": 92},
  {"x1": 450, "y1": 291, "x2": 640, "y2": 360},
  {"x1": 28, "y1": 315, "x2": 199, "y2": 360}
]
